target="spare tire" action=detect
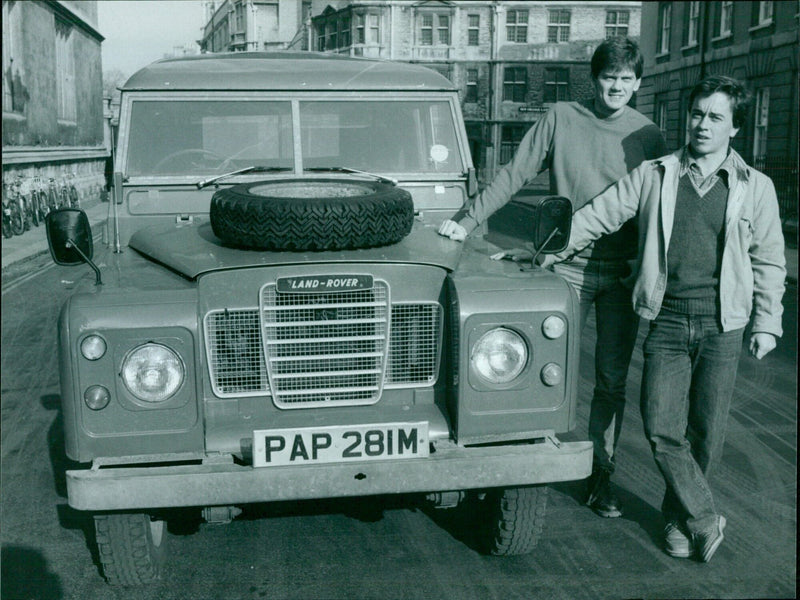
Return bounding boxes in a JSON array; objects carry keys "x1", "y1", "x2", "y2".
[{"x1": 210, "y1": 178, "x2": 414, "y2": 251}]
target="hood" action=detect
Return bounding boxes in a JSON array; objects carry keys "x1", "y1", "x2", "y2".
[{"x1": 128, "y1": 218, "x2": 462, "y2": 279}]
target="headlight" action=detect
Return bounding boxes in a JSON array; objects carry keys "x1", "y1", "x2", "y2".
[
  {"x1": 81, "y1": 335, "x2": 107, "y2": 360},
  {"x1": 471, "y1": 328, "x2": 528, "y2": 384},
  {"x1": 121, "y1": 343, "x2": 184, "y2": 403},
  {"x1": 542, "y1": 315, "x2": 566, "y2": 339}
]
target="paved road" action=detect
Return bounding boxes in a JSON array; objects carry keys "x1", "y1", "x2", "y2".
[{"x1": 0, "y1": 214, "x2": 796, "y2": 599}]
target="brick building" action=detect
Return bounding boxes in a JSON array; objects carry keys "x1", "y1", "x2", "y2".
[
  {"x1": 637, "y1": 0, "x2": 798, "y2": 224},
  {"x1": 309, "y1": 1, "x2": 642, "y2": 182},
  {"x1": 2, "y1": 0, "x2": 107, "y2": 204}
]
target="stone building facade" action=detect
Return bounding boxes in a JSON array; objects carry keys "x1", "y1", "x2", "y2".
[
  {"x1": 199, "y1": 0, "x2": 311, "y2": 52},
  {"x1": 309, "y1": 0, "x2": 642, "y2": 182},
  {"x1": 637, "y1": 0, "x2": 798, "y2": 224},
  {"x1": 2, "y1": 0, "x2": 107, "y2": 205}
]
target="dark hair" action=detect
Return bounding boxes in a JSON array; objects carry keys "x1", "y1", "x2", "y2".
[
  {"x1": 591, "y1": 37, "x2": 644, "y2": 79},
  {"x1": 688, "y1": 75, "x2": 752, "y2": 128}
]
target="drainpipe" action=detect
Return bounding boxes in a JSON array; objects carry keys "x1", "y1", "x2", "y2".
[{"x1": 700, "y1": 1, "x2": 709, "y2": 79}]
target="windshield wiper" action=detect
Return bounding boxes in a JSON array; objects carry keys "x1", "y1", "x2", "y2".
[
  {"x1": 196, "y1": 165, "x2": 292, "y2": 190},
  {"x1": 304, "y1": 166, "x2": 398, "y2": 185}
]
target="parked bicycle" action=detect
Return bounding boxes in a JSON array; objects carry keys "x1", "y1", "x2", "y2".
[
  {"x1": 65, "y1": 172, "x2": 80, "y2": 208},
  {"x1": 2, "y1": 177, "x2": 28, "y2": 236},
  {"x1": 30, "y1": 171, "x2": 49, "y2": 222},
  {"x1": 2, "y1": 180, "x2": 17, "y2": 239}
]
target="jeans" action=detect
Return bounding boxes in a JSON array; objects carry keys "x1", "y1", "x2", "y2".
[
  {"x1": 640, "y1": 310, "x2": 743, "y2": 534},
  {"x1": 552, "y1": 257, "x2": 639, "y2": 473}
]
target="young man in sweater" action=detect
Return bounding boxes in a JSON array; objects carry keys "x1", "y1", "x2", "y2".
[
  {"x1": 438, "y1": 37, "x2": 667, "y2": 518},
  {"x1": 540, "y1": 75, "x2": 785, "y2": 561}
]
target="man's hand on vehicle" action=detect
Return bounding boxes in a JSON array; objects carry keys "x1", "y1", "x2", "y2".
[
  {"x1": 438, "y1": 219, "x2": 467, "y2": 242},
  {"x1": 490, "y1": 247, "x2": 534, "y2": 262},
  {"x1": 749, "y1": 332, "x2": 777, "y2": 360}
]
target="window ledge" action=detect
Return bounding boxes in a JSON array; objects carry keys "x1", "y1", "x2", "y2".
[
  {"x1": 711, "y1": 32, "x2": 732, "y2": 42},
  {"x1": 748, "y1": 20, "x2": 773, "y2": 32},
  {"x1": 655, "y1": 51, "x2": 670, "y2": 59},
  {"x1": 680, "y1": 42, "x2": 699, "y2": 51},
  {"x1": 2, "y1": 111, "x2": 26, "y2": 122},
  {"x1": 57, "y1": 119, "x2": 77, "y2": 127}
]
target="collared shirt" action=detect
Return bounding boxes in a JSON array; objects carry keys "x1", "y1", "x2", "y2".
[{"x1": 679, "y1": 146, "x2": 734, "y2": 196}]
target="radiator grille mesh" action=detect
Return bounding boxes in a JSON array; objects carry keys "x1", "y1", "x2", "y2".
[{"x1": 205, "y1": 290, "x2": 441, "y2": 404}]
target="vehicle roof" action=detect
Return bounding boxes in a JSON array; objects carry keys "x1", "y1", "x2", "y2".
[{"x1": 122, "y1": 51, "x2": 456, "y2": 92}]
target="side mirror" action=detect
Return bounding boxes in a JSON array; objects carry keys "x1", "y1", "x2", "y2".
[
  {"x1": 45, "y1": 208, "x2": 102, "y2": 285},
  {"x1": 533, "y1": 196, "x2": 572, "y2": 254},
  {"x1": 530, "y1": 196, "x2": 572, "y2": 266}
]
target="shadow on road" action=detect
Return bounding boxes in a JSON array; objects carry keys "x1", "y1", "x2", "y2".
[{"x1": 1, "y1": 545, "x2": 64, "y2": 600}]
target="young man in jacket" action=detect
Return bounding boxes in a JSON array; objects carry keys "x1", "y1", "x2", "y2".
[
  {"x1": 541, "y1": 75, "x2": 786, "y2": 561},
  {"x1": 438, "y1": 37, "x2": 667, "y2": 518}
]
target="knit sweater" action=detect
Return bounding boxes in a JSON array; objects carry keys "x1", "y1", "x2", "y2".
[{"x1": 459, "y1": 99, "x2": 667, "y2": 260}]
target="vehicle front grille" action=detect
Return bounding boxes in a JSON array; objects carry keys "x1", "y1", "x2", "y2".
[
  {"x1": 260, "y1": 281, "x2": 390, "y2": 408},
  {"x1": 204, "y1": 293, "x2": 441, "y2": 405}
]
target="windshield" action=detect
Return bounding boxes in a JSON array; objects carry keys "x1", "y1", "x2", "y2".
[
  {"x1": 124, "y1": 99, "x2": 464, "y2": 177},
  {"x1": 299, "y1": 101, "x2": 462, "y2": 173}
]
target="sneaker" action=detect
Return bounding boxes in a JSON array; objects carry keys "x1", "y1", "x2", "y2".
[
  {"x1": 585, "y1": 468, "x2": 622, "y2": 518},
  {"x1": 693, "y1": 515, "x2": 726, "y2": 562},
  {"x1": 664, "y1": 521, "x2": 691, "y2": 558}
]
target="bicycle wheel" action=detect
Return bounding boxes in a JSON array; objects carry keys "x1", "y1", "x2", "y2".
[
  {"x1": 69, "y1": 185, "x2": 80, "y2": 208},
  {"x1": 47, "y1": 190, "x2": 58, "y2": 212},
  {"x1": 2, "y1": 214, "x2": 12, "y2": 238},
  {"x1": 10, "y1": 200, "x2": 25, "y2": 235},
  {"x1": 28, "y1": 195, "x2": 39, "y2": 227},
  {"x1": 35, "y1": 190, "x2": 48, "y2": 221}
]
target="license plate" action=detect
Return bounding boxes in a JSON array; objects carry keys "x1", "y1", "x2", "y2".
[{"x1": 253, "y1": 422, "x2": 429, "y2": 467}]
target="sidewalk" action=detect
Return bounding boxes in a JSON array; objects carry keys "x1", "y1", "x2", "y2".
[
  {"x1": 1, "y1": 197, "x2": 110, "y2": 271},
  {"x1": 1, "y1": 200, "x2": 798, "y2": 284}
]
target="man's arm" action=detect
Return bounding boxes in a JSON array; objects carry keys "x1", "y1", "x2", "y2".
[
  {"x1": 540, "y1": 164, "x2": 647, "y2": 267},
  {"x1": 748, "y1": 175, "x2": 786, "y2": 357},
  {"x1": 439, "y1": 108, "x2": 557, "y2": 241}
]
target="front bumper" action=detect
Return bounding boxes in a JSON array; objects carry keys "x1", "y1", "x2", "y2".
[{"x1": 66, "y1": 439, "x2": 592, "y2": 511}]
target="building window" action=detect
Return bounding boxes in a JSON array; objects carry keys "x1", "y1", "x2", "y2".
[
  {"x1": 500, "y1": 124, "x2": 527, "y2": 164},
  {"x1": 437, "y1": 14, "x2": 450, "y2": 45},
  {"x1": 548, "y1": 9, "x2": 571, "y2": 43},
  {"x1": 235, "y1": 1, "x2": 245, "y2": 33},
  {"x1": 55, "y1": 19, "x2": 76, "y2": 122},
  {"x1": 356, "y1": 14, "x2": 365, "y2": 44},
  {"x1": 686, "y1": 1, "x2": 700, "y2": 46},
  {"x1": 754, "y1": 88, "x2": 769, "y2": 158},
  {"x1": 420, "y1": 14, "x2": 433, "y2": 45},
  {"x1": 506, "y1": 9, "x2": 528, "y2": 43},
  {"x1": 317, "y1": 24, "x2": 326, "y2": 50},
  {"x1": 654, "y1": 95, "x2": 668, "y2": 139},
  {"x1": 369, "y1": 14, "x2": 380, "y2": 44},
  {"x1": 658, "y1": 3, "x2": 672, "y2": 54},
  {"x1": 717, "y1": 1, "x2": 733, "y2": 36},
  {"x1": 544, "y1": 68, "x2": 569, "y2": 103},
  {"x1": 420, "y1": 13, "x2": 450, "y2": 45},
  {"x1": 465, "y1": 68, "x2": 478, "y2": 103},
  {"x1": 328, "y1": 21, "x2": 337, "y2": 49},
  {"x1": 605, "y1": 10, "x2": 629, "y2": 38},
  {"x1": 755, "y1": 1, "x2": 773, "y2": 25},
  {"x1": 468, "y1": 14, "x2": 480, "y2": 46},
  {"x1": 341, "y1": 16, "x2": 351, "y2": 47},
  {"x1": 503, "y1": 67, "x2": 527, "y2": 103}
]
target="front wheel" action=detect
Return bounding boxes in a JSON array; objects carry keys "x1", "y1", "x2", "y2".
[
  {"x1": 10, "y1": 200, "x2": 25, "y2": 236},
  {"x1": 94, "y1": 513, "x2": 167, "y2": 585},
  {"x1": 478, "y1": 485, "x2": 548, "y2": 556}
]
